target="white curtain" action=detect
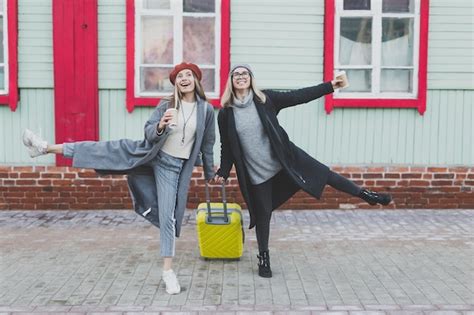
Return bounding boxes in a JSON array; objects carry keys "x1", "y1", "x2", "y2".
[{"x1": 381, "y1": 35, "x2": 412, "y2": 92}]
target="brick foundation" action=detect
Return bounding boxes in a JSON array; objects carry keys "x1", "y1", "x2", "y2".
[{"x1": 0, "y1": 166, "x2": 473, "y2": 210}]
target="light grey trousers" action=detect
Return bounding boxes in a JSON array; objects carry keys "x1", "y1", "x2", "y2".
[
  {"x1": 63, "y1": 143, "x2": 184, "y2": 257},
  {"x1": 148, "y1": 150, "x2": 184, "y2": 257}
]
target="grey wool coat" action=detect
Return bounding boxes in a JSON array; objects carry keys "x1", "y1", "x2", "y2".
[{"x1": 69, "y1": 96, "x2": 215, "y2": 237}]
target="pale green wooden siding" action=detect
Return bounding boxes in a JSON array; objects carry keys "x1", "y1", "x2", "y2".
[
  {"x1": 97, "y1": 89, "x2": 472, "y2": 166},
  {"x1": 278, "y1": 90, "x2": 473, "y2": 165},
  {"x1": 18, "y1": 0, "x2": 126, "y2": 89},
  {"x1": 2, "y1": 89, "x2": 470, "y2": 166},
  {"x1": 0, "y1": 89, "x2": 55, "y2": 165},
  {"x1": 428, "y1": 0, "x2": 474, "y2": 89},
  {"x1": 231, "y1": 0, "x2": 325, "y2": 90},
  {"x1": 98, "y1": 0, "x2": 126, "y2": 89},
  {"x1": 2, "y1": 0, "x2": 472, "y2": 166},
  {"x1": 99, "y1": 90, "x2": 154, "y2": 140},
  {"x1": 231, "y1": 0, "x2": 474, "y2": 91},
  {"x1": 18, "y1": 0, "x2": 53, "y2": 88}
]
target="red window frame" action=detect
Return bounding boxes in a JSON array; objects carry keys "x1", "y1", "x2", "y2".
[
  {"x1": 323, "y1": 0, "x2": 429, "y2": 115},
  {"x1": 126, "y1": 0, "x2": 230, "y2": 113},
  {"x1": 0, "y1": 0, "x2": 18, "y2": 112}
]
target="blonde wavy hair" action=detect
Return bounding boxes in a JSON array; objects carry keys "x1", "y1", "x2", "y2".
[
  {"x1": 164, "y1": 72, "x2": 207, "y2": 109},
  {"x1": 221, "y1": 72, "x2": 266, "y2": 108}
]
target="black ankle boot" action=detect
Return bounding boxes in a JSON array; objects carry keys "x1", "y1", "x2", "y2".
[
  {"x1": 359, "y1": 189, "x2": 392, "y2": 206},
  {"x1": 257, "y1": 250, "x2": 272, "y2": 278}
]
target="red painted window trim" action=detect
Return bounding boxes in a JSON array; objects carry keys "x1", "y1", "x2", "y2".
[
  {"x1": 323, "y1": 0, "x2": 429, "y2": 115},
  {"x1": 126, "y1": 0, "x2": 230, "y2": 113},
  {"x1": 0, "y1": 0, "x2": 18, "y2": 111}
]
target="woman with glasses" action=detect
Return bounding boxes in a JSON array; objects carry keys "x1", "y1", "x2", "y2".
[
  {"x1": 22, "y1": 62, "x2": 215, "y2": 295},
  {"x1": 213, "y1": 64, "x2": 392, "y2": 278}
]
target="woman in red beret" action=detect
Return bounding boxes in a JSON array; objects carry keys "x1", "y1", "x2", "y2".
[
  {"x1": 22, "y1": 62, "x2": 216, "y2": 295},
  {"x1": 213, "y1": 64, "x2": 392, "y2": 278}
]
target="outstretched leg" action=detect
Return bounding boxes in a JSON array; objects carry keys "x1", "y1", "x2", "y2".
[
  {"x1": 46, "y1": 144, "x2": 64, "y2": 154},
  {"x1": 326, "y1": 170, "x2": 392, "y2": 206},
  {"x1": 22, "y1": 129, "x2": 64, "y2": 157}
]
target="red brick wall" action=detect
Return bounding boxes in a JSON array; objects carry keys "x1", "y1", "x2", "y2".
[{"x1": 0, "y1": 166, "x2": 473, "y2": 210}]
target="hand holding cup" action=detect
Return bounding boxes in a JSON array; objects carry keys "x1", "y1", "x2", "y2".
[
  {"x1": 158, "y1": 108, "x2": 178, "y2": 131},
  {"x1": 332, "y1": 71, "x2": 349, "y2": 89}
]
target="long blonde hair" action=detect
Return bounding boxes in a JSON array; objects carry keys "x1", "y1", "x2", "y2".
[
  {"x1": 221, "y1": 75, "x2": 266, "y2": 108},
  {"x1": 164, "y1": 72, "x2": 207, "y2": 109}
]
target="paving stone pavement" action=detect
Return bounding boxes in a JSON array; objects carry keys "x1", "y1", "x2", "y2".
[{"x1": 0, "y1": 209, "x2": 472, "y2": 315}]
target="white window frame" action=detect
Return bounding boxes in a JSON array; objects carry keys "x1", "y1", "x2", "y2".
[
  {"x1": 334, "y1": 0, "x2": 420, "y2": 99},
  {"x1": 134, "y1": 0, "x2": 221, "y2": 98},
  {"x1": 0, "y1": 0, "x2": 9, "y2": 95}
]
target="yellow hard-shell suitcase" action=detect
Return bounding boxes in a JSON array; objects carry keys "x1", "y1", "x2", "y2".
[{"x1": 196, "y1": 183, "x2": 244, "y2": 259}]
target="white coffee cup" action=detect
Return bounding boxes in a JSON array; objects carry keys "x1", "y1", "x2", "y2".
[
  {"x1": 335, "y1": 70, "x2": 349, "y2": 89},
  {"x1": 166, "y1": 108, "x2": 178, "y2": 129}
]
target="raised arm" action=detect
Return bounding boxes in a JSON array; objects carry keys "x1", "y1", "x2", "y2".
[{"x1": 265, "y1": 82, "x2": 334, "y2": 113}]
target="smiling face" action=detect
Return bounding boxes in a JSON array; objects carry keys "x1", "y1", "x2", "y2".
[
  {"x1": 175, "y1": 69, "x2": 196, "y2": 95},
  {"x1": 231, "y1": 67, "x2": 251, "y2": 92}
]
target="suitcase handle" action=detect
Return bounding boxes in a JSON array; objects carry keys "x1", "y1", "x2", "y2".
[{"x1": 205, "y1": 181, "x2": 228, "y2": 223}]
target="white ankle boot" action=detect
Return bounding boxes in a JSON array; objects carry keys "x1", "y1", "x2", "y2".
[
  {"x1": 162, "y1": 269, "x2": 181, "y2": 294},
  {"x1": 22, "y1": 129, "x2": 48, "y2": 158}
]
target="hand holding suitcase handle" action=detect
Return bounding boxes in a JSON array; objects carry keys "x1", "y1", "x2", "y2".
[{"x1": 205, "y1": 182, "x2": 228, "y2": 223}]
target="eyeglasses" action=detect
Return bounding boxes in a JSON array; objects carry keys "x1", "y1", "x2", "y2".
[{"x1": 232, "y1": 71, "x2": 250, "y2": 79}]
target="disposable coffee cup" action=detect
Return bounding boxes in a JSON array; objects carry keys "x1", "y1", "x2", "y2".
[
  {"x1": 335, "y1": 70, "x2": 349, "y2": 89},
  {"x1": 166, "y1": 108, "x2": 178, "y2": 129}
]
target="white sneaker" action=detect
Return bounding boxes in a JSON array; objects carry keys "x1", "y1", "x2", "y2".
[
  {"x1": 162, "y1": 269, "x2": 181, "y2": 294},
  {"x1": 22, "y1": 129, "x2": 48, "y2": 158}
]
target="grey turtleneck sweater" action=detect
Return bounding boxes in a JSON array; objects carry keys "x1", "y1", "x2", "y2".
[{"x1": 233, "y1": 91, "x2": 282, "y2": 185}]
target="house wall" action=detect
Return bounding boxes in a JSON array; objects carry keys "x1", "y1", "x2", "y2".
[
  {"x1": 0, "y1": 0, "x2": 472, "y2": 210},
  {"x1": 2, "y1": 0, "x2": 472, "y2": 166}
]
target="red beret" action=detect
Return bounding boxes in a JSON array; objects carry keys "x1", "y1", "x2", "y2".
[{"x1": 169, "y1": 62, "x2": 202, "y2": 85}]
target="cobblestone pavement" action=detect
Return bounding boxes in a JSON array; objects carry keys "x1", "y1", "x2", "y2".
[{"x1": 0, "y1": 209, "x2": 472, "y2": 314}]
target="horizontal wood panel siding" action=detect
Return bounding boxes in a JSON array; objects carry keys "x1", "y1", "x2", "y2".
[
  {"x1": 18, "y1": 0, "x2": 53, "y2": 88},
  {"x1": 231, "y1": 0, "x2": 325, "y2": 90},
  {"x1": 428, "y1": 0, "x2": 474, "y2": 89},
  {"x1": 98, "y1": 0, "x2": 126, "y2": 89}
]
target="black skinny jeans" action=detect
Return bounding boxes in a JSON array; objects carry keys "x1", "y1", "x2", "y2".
[{"x1": 249, "y1": 170, "x2": 362, "y2": 252}]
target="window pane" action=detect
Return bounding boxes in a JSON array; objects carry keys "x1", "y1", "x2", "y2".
[
  {"x1": 382, "y1": 0, "x2": 414, "y2": 13},
  {"x1": 339, "y1": 69, "x2": 371, "y2": 93},
  {"x1": 0, "y1": 17, "x2": 3, "y2": 63},
  {"x1": 382, "y1": 18, "x2": 413, "y2": 66},
  {"x1": 0, "y1": 67, "x2": 4, "y2": 90},
  {"x1": 343, "y1": 0, "x2": 370, "y2": 10},
  {"x1": 183, "y1": 17, "x2": 215, "y2": 64},
  {"x1": 339, "y1": 18, "x2": 372, "y2": 65},
  {"x1": 141, "y1": 16, "x2": 173, "y2": 64},
  {"x1": 184, "y1": 0, "x2": 215, "y2": 13},
  {"x1": 381, "y1": 69, "x2": 413, "y2": 92},
  {"x1": 200, "y1": 68, "x2": 215, "y2": 93},
  {"x1": 142, "y1": 0, "x2": 170, "y2": 10},
  {"x1": 140, "y1": 67, "x2": 174, "y2": 93},
  {"x1": 0, "y1": 0, "x2": 4, "y2": 14}
]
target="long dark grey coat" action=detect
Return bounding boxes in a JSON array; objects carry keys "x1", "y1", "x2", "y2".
[
  {"x1": 216, "y1": 82, "x2": 334, "y2": 229},
  {"x1": 70, "y1": 96, "x2": 215, "y2": 236}
]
